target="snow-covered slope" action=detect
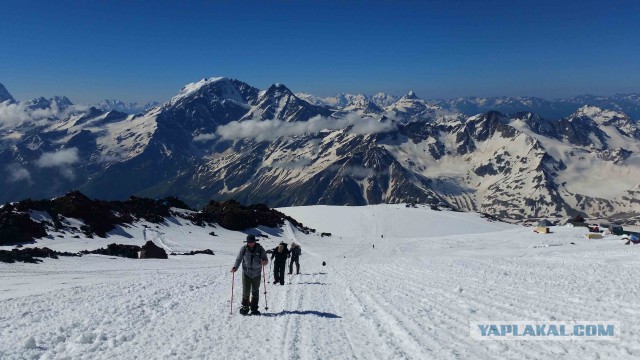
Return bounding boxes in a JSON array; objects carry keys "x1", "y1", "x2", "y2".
[
  {"x1": 1, "y1": 204, "x2": 638, "y2": 359},
  {"x1": 294, "y1": 92, "x2": 328, "y2": 107}
]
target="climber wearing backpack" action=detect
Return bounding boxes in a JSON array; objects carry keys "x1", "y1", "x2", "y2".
[{"x1": 231, "y1": 234, "x2": 268, "y2": 315}]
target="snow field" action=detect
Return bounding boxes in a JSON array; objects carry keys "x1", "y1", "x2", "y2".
[{"x1": 1, "y1": 204, "x2": 639, "y2": 359}]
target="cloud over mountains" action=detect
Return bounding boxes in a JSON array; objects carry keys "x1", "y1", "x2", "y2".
[{"x1": 203, "y1": 114, "x2": 396, "y2": 142}]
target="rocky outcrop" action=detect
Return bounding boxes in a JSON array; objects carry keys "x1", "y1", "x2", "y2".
[
  {"x1": 82, "y1": 243, "x2": 141, "y2": 259},
  {"x1": 0, "y1": 206, "x2": 47, "y2": 245},
  {"x1": 0, "y1": 247, "x2": 78, "y2": 263},
  {"x1": 139, "y1": 241, "x2": 168, "y2": 259}
]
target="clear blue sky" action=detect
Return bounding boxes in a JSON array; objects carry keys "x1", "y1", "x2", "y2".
[{"x1": 1, "y1": 0, "x2": 639, "y2": 104}]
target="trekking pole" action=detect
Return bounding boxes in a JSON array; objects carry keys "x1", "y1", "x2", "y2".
[
  {"x1": 230, "y1": 271, "x2": 235, "y2": 315},
  {"x1": 262, "y1": 262, "x2": 269, "y2": 311}
]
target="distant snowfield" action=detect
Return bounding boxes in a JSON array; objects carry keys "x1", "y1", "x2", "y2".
[{"x1": 1, "y1": 205, "x2": 639, "y2": 359}]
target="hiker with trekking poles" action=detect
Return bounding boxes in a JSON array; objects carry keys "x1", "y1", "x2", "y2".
[
  {"x1": 231, "y1": 234, "x2": 268, "y2": 315},
  {"x1": 271, "y1": 242, "x2": 290, "y2": 285}
]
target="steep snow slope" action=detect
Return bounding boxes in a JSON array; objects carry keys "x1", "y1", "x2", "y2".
[{"x1": 1, "y1": 205, "x2": 638, "y2": 359}]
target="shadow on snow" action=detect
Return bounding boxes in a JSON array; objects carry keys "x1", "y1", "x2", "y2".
[
  {"x1": 263, "y1": 310, "x2": 341, "y2": 319},
  {"x1": 295, "y1": 282, "x2": 327, "y2": 285}
]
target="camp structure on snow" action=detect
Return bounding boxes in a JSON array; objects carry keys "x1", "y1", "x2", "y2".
[
  {"x1": 535, "y1": 226, "x2": 550, "y2": 234},
  {"x1": 585, "y1": 233, "x2": 603, "y2": 239},
  {"x1": 609, "y1": 224, "x2": 624, "y2": 235},
  {"x1": 587, "y1": 224, "x2": 601, "y2": 233},
  {"x1": 534, "y1": 220, "x2": 554, "y2": 233},
  {"x1": 564, "y1": 214, "x2": 586, "y2": 226}
]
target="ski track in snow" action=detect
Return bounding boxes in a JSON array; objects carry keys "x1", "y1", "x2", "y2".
[{"x1": 1, "y1": 205, "x2": 640, "y2": 359}]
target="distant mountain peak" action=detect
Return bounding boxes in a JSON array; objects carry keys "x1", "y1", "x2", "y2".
[
  {"x1": 170, "y1": 77, "x2": 235, "y2": 104},
  {"x1": 97, "y1": 99, "x2": 160, "y2": 114},
  {"x1": 50, "y1": 96, "x2": 73, "y2": 109},
  {"x1": 344, "y1": 95, "x2": 383, "y2": 114},
  {"x1": 244, "y1": 82, "x2": 331, "y2": 122},
  {"x1": 266, "y1": 83, "x2": 294, "y2": 96},
  {"x1": 574, "y1": 104, "x2": 605, "y2": 115},
  {"x1": 571, "y1": 105, "x2": 632, "y2": 127},
  {"x1": 0, "y1": 82, "x2": 16, "y2": 103},
  {"x1": 26, "y1": 96, "x2": 52, "y2": 109},
  {"x1": 24, "y1": 95, "x2": 74, "y2": 111},
  {"x1": 372, "y1": 93, "x2": 400, "y2": 108},
  {"x1": 403, "y1": 91, "x2": 418, "y2": 100},
  {"x1": 572, "y1": 105, "x2": 626, "y2": 119},
  {"x1": 295, "y1": 92, "x2": 327, "y2": 106}
]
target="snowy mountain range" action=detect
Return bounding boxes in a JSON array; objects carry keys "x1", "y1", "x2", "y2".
[
  {"x1": 299, "y1": 91, "x2": 640, "y2": 121},
  {"x1": 1, "y1": 79, "x2": 639, "y2": 224},
  {"x1": 429, "y1": 94, "x2": 640, "y2": 121},
  {"x1": 96, "y1": 100, "x2": 161, "y2": 114}
]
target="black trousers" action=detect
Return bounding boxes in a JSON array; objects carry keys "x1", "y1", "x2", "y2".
[
  {"x1": 273, "y1": 261, "x2": 286, "y2": 285},
  {"x1": 289, "y1": 258, "x2": 300, "y2": 274}
]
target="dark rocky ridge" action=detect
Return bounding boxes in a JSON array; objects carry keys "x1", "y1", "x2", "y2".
[{"x1": 0, "y1": 191, "x2": 315, "y2": 246}]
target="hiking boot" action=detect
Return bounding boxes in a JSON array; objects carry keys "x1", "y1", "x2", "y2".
[
  {"x1": 239, "y1": 306, "x2": 250, "y2": 315},
  {"x1": 250, "y1": 298, "x2": 259, "y2": 313},
  {"x1": 273, "y1": 280, "x2": 278, "y2": 284}
]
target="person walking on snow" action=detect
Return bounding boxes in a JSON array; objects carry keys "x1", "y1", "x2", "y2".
[
  {"x1": 289, "y1": 242, "x2": 302, "y2": 275},
  {"x1": 271, "y1": 242, "x2": 290, "y2": 285},
  {"x1": 231, "y1": 234, "x2": 268, "y2": 315}
]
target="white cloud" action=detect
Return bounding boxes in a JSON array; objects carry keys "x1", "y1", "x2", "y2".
[
  {"x1": 58, "y1": 166, "x2": 76, "y2": 180},
  {"x1": 5, "y1": 164, "x2": 32, "y2": 184},
  {"x1": 213, "y1": 114, "x2": 396, "y2": 142},
  {"x1": 0, "y1": 101, "x2": 90, "y2": 130},
  {"x1": 0, "y1": 102, "x2": 35, "y2": 128},
  {"x1": 35, "y1": 148, "x2": 80, "y2": 180},
  {"x1": 193, "y1": 133, "x2": 218, "y2": 142},
  {"x1": 36, "y1": 148, "x2": 80, "y2": 168}
]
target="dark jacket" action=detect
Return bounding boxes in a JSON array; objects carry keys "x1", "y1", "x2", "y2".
[
  {"x1": 234, "y1": 243, "x2": 268, "y2": 278},
  {"x1": 271, "y1": 245, "x2": 290, "y2": 263},
  {"x1": 290, "y1": 245, "x2": 301, "y2": 260}
]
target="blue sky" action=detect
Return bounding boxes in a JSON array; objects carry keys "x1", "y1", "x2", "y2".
[{"x1": 1, "y1": 0, "x2": 639, "y2": 104}]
